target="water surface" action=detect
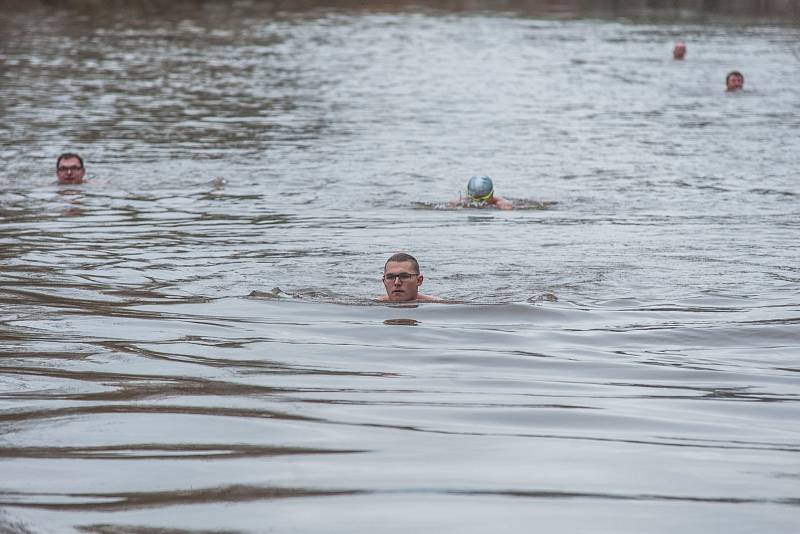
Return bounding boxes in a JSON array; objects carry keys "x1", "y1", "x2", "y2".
[{"x1": 1, "y1": 1, "x2": 800, "y2": 532}]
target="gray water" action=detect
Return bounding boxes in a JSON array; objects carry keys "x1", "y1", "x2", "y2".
[{"x1": 2, "y1": 1, "x2": 800, "y2": 533}]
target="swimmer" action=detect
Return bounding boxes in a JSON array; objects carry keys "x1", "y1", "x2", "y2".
[
  {"x1": 726, "y1": 71, "x2": 744, "y2": 92},
  {"x1": 672, "y1": 41, "x2": 686, "y2": 60},
  {"x1": 56, "y1": 153, "x2": 86, "y2": 184},
  {"x1": 377, "y1": 252, "x2": 442, "y2": 303},
  {"x1": 449, "y1": 175, "x2": 513, "y2": 210}
]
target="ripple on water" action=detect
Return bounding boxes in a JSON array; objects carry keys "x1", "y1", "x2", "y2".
[{"x1": 2, "y1": 2, "x2": 800, "y2": 533}]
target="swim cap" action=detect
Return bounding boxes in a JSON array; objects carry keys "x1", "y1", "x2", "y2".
[{"x1": 467, "y1": 175, "x2": 494, "y2": 202}]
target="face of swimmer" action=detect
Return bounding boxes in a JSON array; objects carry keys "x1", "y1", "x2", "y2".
[
  {"x1": 726, "y1": 72, "x2": 744, "y2": 92},
  {"x1": 673, "y1": 42, "x2": 686, "y2": 60},
  {"x1": 383, "y1": 260, "x2": 423, "y2": 302},
  {"x1": 56, "y1": 155, "x2": 86, "y2": 184}
]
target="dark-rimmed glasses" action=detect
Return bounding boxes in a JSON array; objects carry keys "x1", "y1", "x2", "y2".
[{"x1": 383, "y1": 272, "x2": 418, "y2": 282}]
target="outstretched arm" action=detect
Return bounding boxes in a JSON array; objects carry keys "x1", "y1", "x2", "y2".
[{"x1": 494, "y1": 196, "x2": 513, "y2": 210}]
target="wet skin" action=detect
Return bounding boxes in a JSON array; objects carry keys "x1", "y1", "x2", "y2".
[
  {"x1": 56, "y1": 157, "x2": 85, "y2": 184},
  {"x1": 381, "y1": 260, "x2": 423, "y2": 302},
  {"x1": 726, "y1": 73, "x2": 744, "y2": 92}
]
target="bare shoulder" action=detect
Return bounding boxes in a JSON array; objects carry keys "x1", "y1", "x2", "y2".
[
  {"x1": 415, "y1": 293, "x2": 452, "y2": 303},
  {"x1": 494, "y1": 196, "x2": 513, "y2": 210}
]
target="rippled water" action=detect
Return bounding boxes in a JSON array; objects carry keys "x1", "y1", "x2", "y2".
[{"x1": 2, "y1": 1, "x2": 800, "y2": 532}]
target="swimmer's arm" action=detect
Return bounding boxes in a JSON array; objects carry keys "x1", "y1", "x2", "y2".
[{"x1": 494, "y1": 196, "x2": 513, "y2": 210}]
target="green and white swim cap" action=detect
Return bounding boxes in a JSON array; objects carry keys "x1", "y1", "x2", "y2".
[{"x1": 467, "y1": 175, "x2": 494, "y2": 201}]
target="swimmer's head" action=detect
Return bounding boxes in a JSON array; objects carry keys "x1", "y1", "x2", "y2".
[
  {"x1": 467, "y1": 175, "x2": 494, "y2": 202},
  {"x1": 726, "y1": 71, "x2": 744, "y2": 92},
  {"x1": 673, "y1": 41, "x2": 686, "y2": 60}
]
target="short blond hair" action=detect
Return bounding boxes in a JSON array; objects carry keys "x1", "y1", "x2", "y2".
[{"x1": 385, "y1": 253, "x2": 419, "y2": 274}]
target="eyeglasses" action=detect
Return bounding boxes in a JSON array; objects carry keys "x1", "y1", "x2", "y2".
[
  {"x1": 383, "y1": 272, "x2": 418, "y2": 282},
  {"x1": 57, "y1": 166, "x2": 83, "y2": 173}
]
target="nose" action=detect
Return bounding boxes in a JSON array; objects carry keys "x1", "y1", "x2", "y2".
[{"x1": 393, "y1": 276, "x2": 403, "y2": 285}]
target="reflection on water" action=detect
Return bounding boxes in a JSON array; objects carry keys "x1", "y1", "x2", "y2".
[
  {"x1": 383, "y1": 318, "x2": 420, "y2": 326},
  {"x1": 2, "y1": 0, "x2": 800, "y2": 533}
]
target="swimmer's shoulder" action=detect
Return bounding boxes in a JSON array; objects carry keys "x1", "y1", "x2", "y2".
[{"x1": 415, "y1": 293, "x2": 454, "y2": 303}]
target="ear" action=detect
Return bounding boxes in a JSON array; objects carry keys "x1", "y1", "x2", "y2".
[{"x1": 416, "y1": 274, "x2": 423, "y2": 286}]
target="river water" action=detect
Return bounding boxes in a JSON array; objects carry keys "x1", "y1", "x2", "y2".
[{"x1": 2, "y1": 1, "x2": 800, "y2": 533}]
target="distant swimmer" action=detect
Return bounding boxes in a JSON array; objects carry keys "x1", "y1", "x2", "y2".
[
  {"x1": 726, "y1": 71, "x2": 744, "y2": 92},
  {"x1": 56, "y1": 152, "x2": 86, "y2": 184},
  {"x1": 377, "y1": 252, "x2": 442, "y2": 303},
  {"x1": 672, "y1": 41, "x2": 686, "y2": 60},
  {"x1": 449, "y1": 175, "x2": 513, "y2": 210}
]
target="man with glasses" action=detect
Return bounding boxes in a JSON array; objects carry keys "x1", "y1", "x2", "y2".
[
  {"x1": 56, "y1": 152, "x2": 86, "y2": 184},
  {"x1": 378, "y1": 252, "x2": 441, "y2": 302}
]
